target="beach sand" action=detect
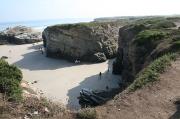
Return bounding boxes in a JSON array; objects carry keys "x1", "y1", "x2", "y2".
[{"x1": 0, "y1": 42, "x2": 121, "y2": 110}]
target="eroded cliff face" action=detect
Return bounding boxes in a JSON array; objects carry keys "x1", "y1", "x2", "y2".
[
  {"x1": 42, "y1": 22, "x2": 120, "y2": 62},
  {"x1": 113, "y1": 19, "x2": 180, "y2": 82},
  {"x1": 113, "y1": 24, "x2": 147, "y2": 79}
]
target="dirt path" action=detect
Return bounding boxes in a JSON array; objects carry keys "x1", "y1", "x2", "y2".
[{"x1": 96, "y1": 58, "x2": 180, "y2": 119}]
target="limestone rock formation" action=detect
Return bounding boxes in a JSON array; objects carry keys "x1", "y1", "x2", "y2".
[
  {"x1": 0, "y1": 26, "x2": 42, "y2": 45},
  {"x1": 43, "y1": 22, "x2": 120, "y2": 62}
]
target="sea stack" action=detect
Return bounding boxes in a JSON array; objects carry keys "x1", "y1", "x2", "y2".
[{"x1": 42, "y1": 22, "x2": 120, "y2": 62}]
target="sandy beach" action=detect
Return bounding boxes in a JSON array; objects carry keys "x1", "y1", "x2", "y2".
[{"x1": 0, "y1": 42, "x2": 120, "y2": 110}]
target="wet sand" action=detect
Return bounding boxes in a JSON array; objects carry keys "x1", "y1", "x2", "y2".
[{"x1": 0, "y1": 42, "x2": 121, "y2": 110}]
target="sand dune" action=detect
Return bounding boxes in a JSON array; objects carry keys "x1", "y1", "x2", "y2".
[{"x1": 0, "y1": 42, "x2": 120, "y2": 110}]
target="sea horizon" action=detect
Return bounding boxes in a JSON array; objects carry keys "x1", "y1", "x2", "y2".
[{"x1": 0, "y1": 18, "x2": 93, "y2": 31}]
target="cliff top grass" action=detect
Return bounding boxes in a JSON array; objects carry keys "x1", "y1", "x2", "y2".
[
  {"x1": 128, "y1": 53, "x2": 178, "y2": 92},
  {"x1": 134, "y1": 29, "x2": 167, "y2": 46},
  {"x1": 47, "y1": 21, "x2": 121, "y2": 30},
  {"x1": 135, "y1": 17, "x2": 165, "y2": 24},
  {"x1": 0, "y1": 59, "x2": 22, "y2": 101}
]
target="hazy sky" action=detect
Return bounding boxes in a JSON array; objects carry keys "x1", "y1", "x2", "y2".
[{"x1": 0, "y1": 0, "x2": 180, "y2": 22}]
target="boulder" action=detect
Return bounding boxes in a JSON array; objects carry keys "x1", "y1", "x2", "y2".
[
  {"x1": 88, "y1": 52, "x2": 107, "y2": 63},
  {"x1": 0, "y1": 26, "x2": 42, "y2": 45},
  {"x1": 43, "y1": 22, "x2": 121, "y2": 62}
]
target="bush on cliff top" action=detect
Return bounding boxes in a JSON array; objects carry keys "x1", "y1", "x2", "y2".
[
  {"x1": 150, "y1": 20, "x2": 176, "y2": 29},
  {"x1": 128, "y1": 53, "x2": 177, "y2": 92},
  {"x1": 0, "y1": 59, "x2": 22, "y2": 101},
  {"x1": 135, "y1": 18, "x2": 176, "y2": 28},
  {"x1": 50, "y1": 21, "x2": 119, "y2": 30},
  {"x1": 134, "y1": 29, "x2": 167, "y2": 46}
]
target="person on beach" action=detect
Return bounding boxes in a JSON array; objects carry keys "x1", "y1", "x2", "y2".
[
  {"x1": 39, "y1": 47, "x2": 43, "y2": 54},
  {"x1": 75, "y1": 59, "x2": 81, "y2": 64},
  {"x1": 75, "y1": 59, "x2": 78, "y2": 64},
  {"x1": 99, "y1": 72, "x2": 102, "y2": 79},
  {"x1": 108, "y1": 67, "x2": 110, "y2": 72},
  {"x1": 106, "y1": 85, "x2": 109, "y2": 90}
]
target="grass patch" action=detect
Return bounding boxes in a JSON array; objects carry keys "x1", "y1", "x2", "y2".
[
  {"x1": 134, "y1": 29, "x2": 167, "y2": 46},
  {"x1": 128, "y1": 53, "x2": 177, "y2": 92},
  {"x1": 77, "y1": 108, "x2": 97, "y2": 119},
  {"x1": 0, "y1": 59, "x2": 22, "y2": 101}
]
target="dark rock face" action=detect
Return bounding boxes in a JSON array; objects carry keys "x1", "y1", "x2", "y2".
[
  {"x1": 43, "y1": 22, "x2": 121, "y2": 62},
  {"x1": 113, "y1": 24, "x2": 147, "y2": 78},
  {"x1": 0, "y1": 26, "x2": 42, "y2": 45}
]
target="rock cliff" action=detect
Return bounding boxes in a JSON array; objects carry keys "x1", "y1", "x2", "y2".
[
  {"x1": 42, "y1": 22, "x2": 120, "y2": 62},
  {"x1": 113, "y1": 18, "x2": 180, "y2": 82},
  {"x1": 0, "y1": 26, "x2": 42, "y2": 45}
]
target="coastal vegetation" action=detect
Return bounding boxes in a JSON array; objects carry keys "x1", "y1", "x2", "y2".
[
  {"x1": 150, "y1": 20, "x2": 176, "y2": 28},
  {"x1": 134, "y1": 17, "x2": 176, "y2": 28},
  {"x1": 49, "y1": 21, "x2": 121, "y2": 30},
  {"x1": 134, "y1": 29, "x2": 167, "y2": 46},
  {"x1": 128, "y1": 53, "x2": 177, "y2": 91},
  {"x1": 0, "y1": 59, "x2": 22, "y2": 101}
]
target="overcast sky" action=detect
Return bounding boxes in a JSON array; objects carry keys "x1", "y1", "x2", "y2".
[{"x1": 0, "y1": 0, "x2": 180, "y2": 22}]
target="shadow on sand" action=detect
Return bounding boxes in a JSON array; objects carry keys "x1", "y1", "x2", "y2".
[
  {"x1": 13, "y1": 46, "x2": 109, "y2": 71},
  {"x1": 13, "y1": 50, "x2": 76, "y2": 70},
  {"x1": 67, "y1": 60, "x2": 121, "y2": 110},
  {"x1": 28, "y1": 43, "x2": 43, "y2": 50}
]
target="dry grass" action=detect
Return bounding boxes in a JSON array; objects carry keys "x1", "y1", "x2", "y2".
[
  {"x1": 0, "y1": 94, "x2": 74, "y2": 119},
  {"x1": 77, "y1": 108, "x2": 97, "y2": 119}
]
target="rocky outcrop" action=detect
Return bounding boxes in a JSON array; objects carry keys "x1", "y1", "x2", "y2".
[
  {"x1": 113, "y1": 19, "x2": 180, "y2": 82},
  {"x1": 0, "y1": 26, "x2": 42, "y2": 45},
  {"x1": 42, "y1": 22, "x2": 120, "y2": 62}
]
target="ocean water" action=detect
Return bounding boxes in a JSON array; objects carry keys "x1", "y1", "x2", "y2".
[{"x1": 0, "y1": 18, "x2": 93, "y2": 31}]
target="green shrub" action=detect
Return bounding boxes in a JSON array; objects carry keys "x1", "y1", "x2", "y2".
[
  {"x1": 128, "y1": 53, "x2": 177, "y2": 92},
  {"x1": 77, "y1": 108, "x2": 97, "y2": 119},
  {"x1": 0, "y1": 59, "x2": 22, "y2": 101},
  {"x1": 134, "y1": 29, "x2": 167, "y2": 46}
]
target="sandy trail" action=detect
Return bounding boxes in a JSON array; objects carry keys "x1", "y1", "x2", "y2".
[
  {"x1": 96, "y1": 59, "x2": 180, "y2": 119},
  {"x1": 0, "y1": 42, "x2": 120, "y2": 110}
]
